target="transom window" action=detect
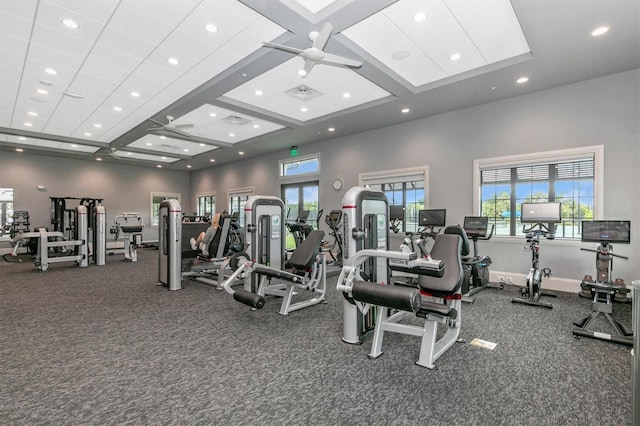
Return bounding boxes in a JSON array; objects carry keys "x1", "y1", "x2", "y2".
[{"x1": 279, "y1": 153, "x2": 320, "y2": 177}]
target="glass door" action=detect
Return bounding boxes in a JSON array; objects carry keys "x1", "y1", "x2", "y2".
[{"x1": 281, "y1": 181, "x2": 319, "y2": 251}]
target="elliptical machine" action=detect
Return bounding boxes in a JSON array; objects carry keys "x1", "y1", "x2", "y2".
[
  {"x1": 324, "y1": 209, "x2": 344, "y2": 266},
  {"x1": 572, "y1": 220, "x2": 632, "y2": 346},
  {"x1": 511, "y1": 202, "x2": 562, "y2": 310}
]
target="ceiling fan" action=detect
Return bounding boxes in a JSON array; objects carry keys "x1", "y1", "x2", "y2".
[
  {"x1": 146, "y1": 115, "x2": 195, "y2": 137},
  {"x1": 263, "y1": 22, "x2": 362, "y2": 77}
]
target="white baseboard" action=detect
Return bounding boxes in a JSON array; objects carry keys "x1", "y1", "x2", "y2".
[{"x1": 490, "y1": 269, "x2": 581, "y2": 294}]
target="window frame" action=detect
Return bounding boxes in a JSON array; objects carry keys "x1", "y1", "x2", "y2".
[
  {"x1": 278, "y1": 153, "x2": 321, "y2": 179},
  {"x1": 195, "y1": 192, "x2": 215, "y2": 219},
  {"x1": 473, "y1": 145, "x2": 604, "y2": 240},
  {"x1": 150, "y1": 192, "x2": 181, "y2": 227},
  {"x1": 228, "y1": 187, "x2": 255, "y2": 228}
]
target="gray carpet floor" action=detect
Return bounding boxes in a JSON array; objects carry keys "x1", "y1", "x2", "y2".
[{"x1": 0, "y1": 248, "x2": 634, "y2": 425}]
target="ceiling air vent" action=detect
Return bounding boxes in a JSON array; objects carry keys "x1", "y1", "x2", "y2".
[
  {"x1": 286, "y1": 85, "x2": 322, "y2": 101},
  {"x1": 223, "y1": 115, "x2": 250, "y2": 125}
]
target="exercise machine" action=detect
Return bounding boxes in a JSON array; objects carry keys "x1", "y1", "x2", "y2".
[
  {"x1": 110, "y1": 212, "x2": 144, "y2": 262},
  {"x1": 323, "y1": 209, "x2": 344, "y2": 266},
  {"x1": 158, "y1": 199, "x2": 182, "y2": 290},
  {"x1": 460, "y1": 216, "x2": 501, "y2": 302},
  {"x1": 285, "y1": 209, "x2": 312, "y2": 248},
  {"x1": 388, "y1": 205, "x2": 404, "y2": 233},
  {"x1": 572, "y1": 220, "x2": 632, "y2": 346},
  {"x1": 220, "y1": 195, "x2": 327, "y2": 315},
  {"x1": 511, "y1": 202, "x2": 561, "y2": 309},
  {"x1": 336, "y1": 186, "x2": 463, "y2": 368}
]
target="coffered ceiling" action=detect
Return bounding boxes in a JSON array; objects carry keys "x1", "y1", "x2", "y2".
[{"x1": 0, "y1": 0, "x2": 638, "y2": 170}]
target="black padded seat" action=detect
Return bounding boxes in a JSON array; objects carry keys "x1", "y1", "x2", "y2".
[
  {"x1": 443, "y1": 224, "x2": 470, "y2": 257},
  {"x1": 288, "y1": 230, "x2": 325, "y2": 270}
]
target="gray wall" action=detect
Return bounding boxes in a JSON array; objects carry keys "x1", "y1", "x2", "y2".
[
  {"x1": 2, "y1": 69, "x2": 637, "y2": 282},
  {"x1": 0, "y1": 153, "x2": 190, "y2": 242},
  {"x1": 191, "y1": 69, "x2": 639, "y2": 283}
]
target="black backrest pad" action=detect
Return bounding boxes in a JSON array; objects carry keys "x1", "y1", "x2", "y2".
[
  {"x1": 418, "y1": 234, "x2": 464, "y2": 294},
  {"x1": 443, "y1": 225, "x2": 470, "y2": 256},
  {"x1": 288, "y1": 230, "x2": 325, "y2": 269}
]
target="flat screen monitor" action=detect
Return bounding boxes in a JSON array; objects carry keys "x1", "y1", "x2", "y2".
[
  {"x1": 463, "y1": 216, "x2": 489, "y2": 237},
  {"x1": 419, "y1": 209, "x2": 446, "y2": 227},
  {"x1": 297, "y1": 210, "x2": 310, "y2": 223},
  {"x1": 581, "y1": 220, "x2": 631, "y2": 244},
  {"x1": 389, "y1": 205, "x2": 404, "y2": 221},
  {"x1": 520, "y1": 202, "x2": 562, "y2": 223}
]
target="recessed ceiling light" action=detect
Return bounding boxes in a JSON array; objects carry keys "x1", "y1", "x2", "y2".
[
  {"x1": 229, "y1": 132, "x2": 236, "y2": 137},
  {"x1": 392, "y1": 50, "x2": 410, "y2": 60},
  {"x1": 96, "y1": 157, "x2": 102, "y2": 161},
  {"x1": 187, "y1": 165, "x2": 192, "y2": 169},
  {"x1": 253, "y1": 124, "x2": 260, "y2": 129},
  {"x1": 44, "y1": 68, "x2": 57, "y2": 75},
  {"x1": 157, "y1": 165, "x2": 162, "y2": 168},
  {"x1": 199, "y1": 143, "x2": 205, "y2": 147},
  {"x1": 591, "y1": 26, "x2": 609, "y2": 36},
  {"x1": 24, "y1": 122, "x2": 33, "y2": 127},
  {"x1": 61, "y1": 19, "x2": 79, "y2": 29},
  {"x1": 343, "y1": 92, "x2": 351, "y2": 98},
  {"x1": 159, "y1": 136, "x2": 166, "y2": 139},
  {"x1": 146, "y1": 142, "x2": 152, "y2": 146},
  {"x1": 84, "y1": 132, "x2": 91, "y2": 136},
  {"x1": 491, "y1": 86, "x2": 497, "y2": 90},
  {"x1": 113, "y1": 106, "x2": 122, "y2": 112},
  {"x1": 298, "y1": 69, "x2": 307, "y2": 77},
  {"x1": 516, "y1": 76, "x2": 529, "y2": 84},
  {"x1": 210, "y1": 158, "x2": 216, "y2": 162},
  {"x1": 16, "y1": 148, "x2": 24, "y2": 152},
  {"x1": 328, "y1": 127, "x2": 335, "y2": 132},
  {"x1": 238, "y1": 151, "x2": 244, "y2": 155},
  {"x1": 450, "y1": 53, "x2": 461, "y2": 61},
  {"x1": 161, "y1": 156, "x2": 167, "y2": 160},
  {"x1": 401, "y1": 108, "x2": 410, "y2": 113},
  {"x1": 183, "y1": 148, "x2": 189, "y2": 152},
  {"x1": 209, "y1": 112, "x2": 217, "y2": 117},
  {"x1": 94, "y1": 123, "x2": 102, "y2": 128},
  {"x1": 28, "y1": 111, "x2": 37, "y2": 116},
  {"x1": 18, "y1": 137, "x2": 26, "y2": 140},
  {"x1": 204, "y1": 23, "x2": 218, "y2": 33},
  {"x1": 130, "y1": 91, "x2": 140, "y2": 97},
  {"x1": 71, "y1": 144, "x2": 78, "y2": 148},
  {"x1": 127, "y1": 152, "x2": 132, "y2": 155},
  {"x1": 413, "y1": 12, "x2": 427, "y2": 22},
  {"x1": 254, "y1": 89, "x2": 263, "y2": 96},
  {"x1": 300, "y1": 107, "x2": 308, "y2": 112},
  {"x1": 167, "y1": 57, "x2": 179, "y2": 65},
  {"x1": 37, "y1": 89, "x2": 48, "y2": 95}
]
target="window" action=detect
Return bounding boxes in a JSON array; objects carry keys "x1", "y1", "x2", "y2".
[
  {"x1": 359, "y1": 166, "x2": 428, "y2": 233},
  {"x1": 228, "y1": 187, "x2": 254, "y2": 228},
  {"x1": 0, "y1": 188, "x2": 14, "y2": 240},
  {"x1": 474, "y1": 146, "x2": 603, "y2": 239},
  {"x1": 281, "y1": 181, "x2": 320, "y2": 250},
  {"x1": 279, "y1": 153, "x2": 320, "y2": 177},
  {"x1": 196, "y1": 193, "x2": 215, "y2": 220},
  {"x1": 150, "y1": 192, "x2": 181, "y2": 227}
]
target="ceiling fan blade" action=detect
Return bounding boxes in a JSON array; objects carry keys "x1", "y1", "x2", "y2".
[
  {"x1": 173, "y1": 123, "x2": 195, "y2": 129},
  {"x1": 302, "y1": 58, "x2": 315, "y2": 77},
  {"x1": 165, "y1": 127, "x2": 193, "y2": 137},
  {"x1": 313, "y1": 22, "x2": 333, "y2": 51},
  {"x1": 321, "y1": 53, "x2": 362, "y2": 68},
  {"x1": 147, "y1": 118, "x2": 164, "y2": 126},
  {"x1": 263, "y1": 42, "x2": 304, "y2": 56}
]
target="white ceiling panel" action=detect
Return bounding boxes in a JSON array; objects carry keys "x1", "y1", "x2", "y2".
[
  {"x1": 108, "y1": 2, "x2": 175, "y2": 45},
  {"x1": 97, "y1": 26, "x2": 157, "y2": 62},
  {"x1": 0, "y1": 11, "x2": 34, "y2": 40},
  {"x1": 342, "y1": 15, "x2": 405, "y2": 52},
  {"x1": 45, "y1": 0, "x2": 120, "y2": 24},
  {"x1": 200, "y1": 0, "x2": 267, "y2": 28},
  {"x1": 36, "y1": 1, "x2": 107, "y2": 41},
  {"x1": 128, "y1": 134, "x2": 218, "y2": 156},
  {"x1": 0, "y1": 33, "x2": 29, "y2": 60},
  {"x1": 377, "y1": 40, "x2": 447, "y2": 86},
  {"x1": 30, "y1": 24, "x2": 94, "y2": 59},
  {"x1": 385, "y1": 0, "x2": 454, "y2": 38},
  {"x1": 81, "y1": 49, "x2": 139, "y2": 81},
  {"x1": 474, "y1": 24, "x2": 530, "y2": 63},
  {"x1": 66, "y1": 73, "x2": 121, "y2": 95},
  {"x1": 123, "y1": 0, "x2": 199, "y2": 27},
  {"x1": 198, "y1": 49, "x2": 243, "y2": 76},
  {"x1": 158, "y1": 29, "x2": 219, "y2": 63},
  {"x1": 455, "y1": 0, "x2": 522, "y2": 40},
  {"x1": 112, "y1": 150, "x2": 180, "y2": 163},
  {"x1": 1, "y1": 0, "x2": 37, "y2": 20}
]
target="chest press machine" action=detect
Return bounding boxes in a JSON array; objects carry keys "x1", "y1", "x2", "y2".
[
  {"x1": 219, "y1": 196, "x2": 327, "y2": 315},
  {"x1": 336, "y1": 187, "x2": 465, "y2": 369}
]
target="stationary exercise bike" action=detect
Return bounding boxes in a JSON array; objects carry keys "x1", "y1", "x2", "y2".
[
  {"x1": 511, "y1": 202, "x2": 562, "y2": 309},
  {"x1": 572, "y1": 220, "x2": 632, "y2": 346},
  {"x1": 460, "y1": 216, "x2": 502, "y2": 303}
]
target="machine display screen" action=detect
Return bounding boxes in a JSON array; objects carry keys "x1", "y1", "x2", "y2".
[
  {"x1": 418, "y1": 209, "x2": 446, "y2": 227},
  {"x1": 520, "y1": 202, "x2": 562, "y2": 223},
  {"x1": 581, "y1": 220, "x2": 631, "y2": 243},
  {"x1": 389, "y1": 205, "x2": 404, "y2": 221},
  {"x1": 463, "y1": 216, "x2": 489, "y2": 237}
]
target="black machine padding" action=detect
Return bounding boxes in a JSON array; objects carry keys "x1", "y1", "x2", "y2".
[
  {"x1": 418, "y1": 234, "x2": 464, "y2": 295},
  {"x1": 120, "y1": 225, "x2": 143, "y2": 233},
  {"x1": 288, "y1": 230, "x2": 325, "y2": 270},
  {"x1": 417, "y1": 301, "x2": 456, "y2": 319},
  {"x1": 253, "y1": 265, "x2": 302, "y2": 282},
  {"x1": 351, "y1": 281, "x2": 421, "y2": 312},
  {"x1": 233, "y1": 289, "x2": 265, "y2": 309}
]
